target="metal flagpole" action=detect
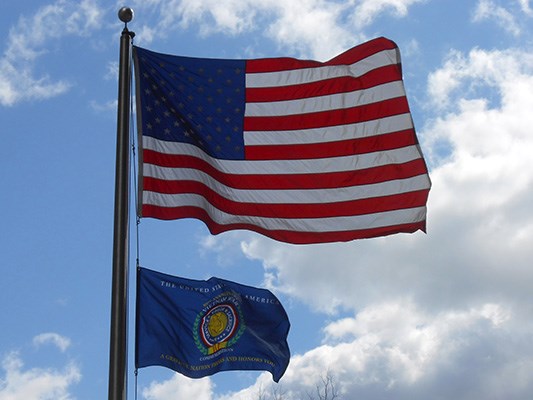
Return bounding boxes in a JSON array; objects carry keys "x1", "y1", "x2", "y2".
[{"x1": 109, "y1": 7, "x2": 135, "y2": 400}]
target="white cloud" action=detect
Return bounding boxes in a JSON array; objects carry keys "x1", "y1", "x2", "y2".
[
  {"x1": 198, "y1": 231, "x2": 250, "y2": 267},
  {"x1": 129, "y1": 0, "x2": 258, "y2": 43},
  {"x1": 472, "y1": 0, "x2": 526, "y2": 36},
  {"x1": 426, "y1": 47, "x2": 533, "y2": 110},
  {"x1": 236, "y1": 45, "x2": 533, "y2": 314},
  {"x1": 90, "y1": 98, "x2": 118, "y2": 113},
  {"x1": 142, "y1": 373, "x2": 213, "y2": 400},
  {"x1": 0, "y1": 0, "x2": 104, "y2": 106},
  {"x1": 124, "y1": 2, "x2": 533, "y2": 398},
  {"x1": 403, "y1": 38, "x2": 420, "y2": 58},
  {"x1": 261, "y1": 0, "x2": 351, "y2": 60},
  {"x1": 32, "y1": 333, "x2": 72, "y2": 353},
  {"x1": 0, "y1": 60, "x2": 71, "y2": 107},
  {"x1": 199, "y1": 33, "x2": 533, "y2": 400},
  {"x1": 518, "y1": 0, "x2": 533, "y2": 14},
  {"x1": 177, "y1": 0, "x2": 258, "y2": 36},
  {"x1": 347, "y1": 0, "x2": 427, "y2": 29},
  {"x1": 278, "y1": 301, "x2": 533, "y2": 399},
  {"x1": 105, "y1": 61, "x2": 119, "y2": 81},
  {"x1": 144, "y1": 301, "x2": 532, "y2": 400},
  {"x1": 0, "y1": 352, "x2": 80, "y2": 400},
  {"x1": 128, "y1": 0, "x2": 422, "y2": 59},
  {"x1": 425, "y1": 47, "x2": 533, "y2": 162}
]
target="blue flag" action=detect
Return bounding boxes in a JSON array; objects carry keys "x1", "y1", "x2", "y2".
[{"x1": 135, "y1": 267, "x2": 290, "y2": 382}]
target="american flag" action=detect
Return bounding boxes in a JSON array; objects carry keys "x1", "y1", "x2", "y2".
[{"x1": 133, "y1": 37, "x2": 431, "y2": 244}]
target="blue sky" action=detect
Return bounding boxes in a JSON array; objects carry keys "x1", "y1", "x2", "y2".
[{"x1": 1, "y1": 0, "x2": 533, "y2": 399}]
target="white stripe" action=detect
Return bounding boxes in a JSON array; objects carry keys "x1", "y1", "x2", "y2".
[
  {"x1": 245, "y1": 49, "x2": 399, "y2": 88},
  {"x1": 243, "y1": 113, "x2": 414, "y2": 145},
  {"x1": 244, "y1": 81, "x2": 405, "y2": 117},
  {"x1": 143, "y1": 136, "x2": 424, "y2": 175},
  {"x1": 142, "y1": 167, "x2": 430, "y2": 203},
  {"x1": 142, "y1": 191, "x2": 427, "y2": 232}
]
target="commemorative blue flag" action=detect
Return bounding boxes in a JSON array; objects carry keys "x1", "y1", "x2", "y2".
[{"x1": 135, "y1": 267, "x2": 291, "y2": 382}]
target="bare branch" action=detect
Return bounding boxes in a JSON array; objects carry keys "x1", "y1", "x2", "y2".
[{"x1": 306, "y1": 371, "x2": 339, "y2": 400}]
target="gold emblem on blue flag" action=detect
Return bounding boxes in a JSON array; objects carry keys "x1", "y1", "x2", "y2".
[{"x1": 194, "y1": 293, "x2": 246, "y2": 355}]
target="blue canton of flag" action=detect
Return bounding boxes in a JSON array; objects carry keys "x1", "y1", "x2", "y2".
[
  {"x1": 135, "y1": 47, "x2": 246, "y2": 160},
  {"x1": 135, "y1": 267, "x2": 291, "y2": 382}
]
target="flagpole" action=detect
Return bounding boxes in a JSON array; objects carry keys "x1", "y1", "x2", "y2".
[{"x1": 109, "y1": 7, "x2": 134, "y2": 400}]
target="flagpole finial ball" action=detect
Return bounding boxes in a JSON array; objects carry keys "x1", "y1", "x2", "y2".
[{"x1": 118, "y1": 7, "x2": 134, "y2": 23}]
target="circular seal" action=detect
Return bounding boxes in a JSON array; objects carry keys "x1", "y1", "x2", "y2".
[
  {"x1": 201, "y1": 304, "x2": 238, "y2": 346},
  {"x1": 193, "y1": 293, "x2": 246, "y2": 355}
]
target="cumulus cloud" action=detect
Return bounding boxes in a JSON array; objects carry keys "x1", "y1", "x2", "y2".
[
  {"x1": 194, "y1": 28, "x2": 533, "y2": 400},
  {"x1": 0, "y1": 352, "x2": 80, "y2": 400},
  {"x1": 129, "y1": 0, "x2": 422, "y2": 59},
  {"x1": 237, "y1": 45, "x2": 533, "y2": 313},
  {"x1": 426, "y1": 47, "x2": 533, "y2": 111},
  {"x1": 277, "y1": 302, "x2": 533, "y2": 400},
  {"x1": 143, "y1": 300, "x2": 533, "y2": 399},
  {"x1": 261, "y1": 1, "x2": 349, "y2": 59},
  {"x1": 124, "y1": 1, "x2": 533, "y2": 399},
  {"x1": 142, "y1": 373, "x2": 213, "y2": 399},
  {"x1": 0, "y1": 0, "x2": 104, "y2": 106}
]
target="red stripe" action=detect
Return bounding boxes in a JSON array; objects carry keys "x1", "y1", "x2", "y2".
[
  {"x1": 143, "y1": 151, "x2": 428, "y2": 189},
  {"x1": 137, "y1": 37, "x2": 429, "y2": 244},
  {"x1": 246, "y1": 57, "x2": 322, "y2": 74},
  {"x1": 328, "y1": 37, "x2": 398, "y2": 65},
  {"x1": 246, "y1": 65, "x2": 401, "y2": 102},
  {"x1": 245, "y1": 37, "x2": 397, "y2": 73},
  {"x1": 144, "y1": 179, "x2": 430, "y2": 218},
  {"x1": 243, "y1": 97, "x2": 409, "y2": 131},
  {"x1": 141, "y1": 205, "x2": 425, "y2": 244},
  {"x1": 245, "y1": 129, "x2": 417, "y2": 160}
]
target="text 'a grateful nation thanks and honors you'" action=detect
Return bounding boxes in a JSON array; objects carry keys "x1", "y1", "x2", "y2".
[{"x1": 136, "y1": 267, "x2": 290, "y2": 382}]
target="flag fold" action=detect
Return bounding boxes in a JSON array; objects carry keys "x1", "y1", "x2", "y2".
[
  {"x1": 133, "y1": 37, "x2": 431, "y2": 244},
  {"x1": 135, "y1": 267, "x2": 291, "y2": 382}
]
